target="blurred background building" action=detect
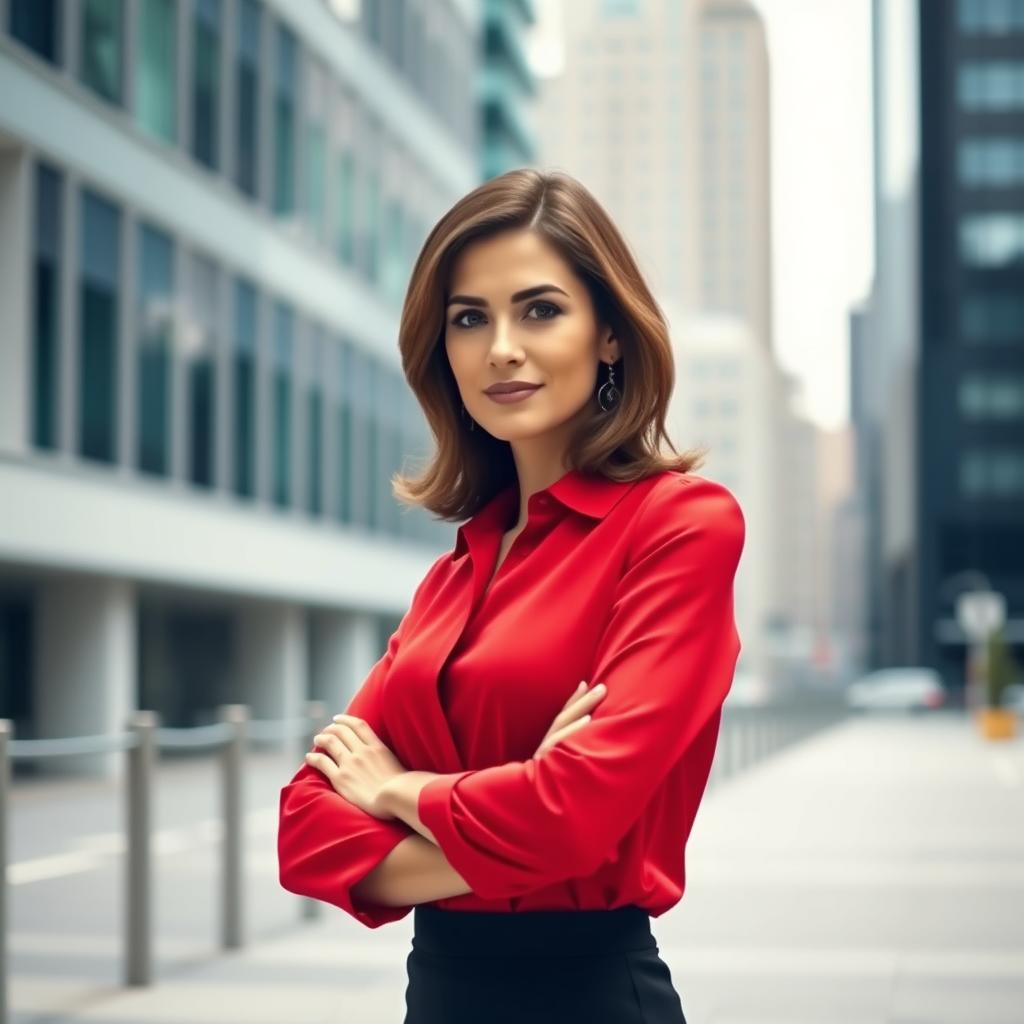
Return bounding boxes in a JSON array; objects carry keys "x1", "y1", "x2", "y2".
[
  {"x1": 858, "y1": 0, "x2": 1024, "y2": 692},
  {"x1": 0, "y1": 0, "x2": 540, "y2": 774},
  {"x1": 481, "y1": 0, "x2": 538, "y2": 179}
]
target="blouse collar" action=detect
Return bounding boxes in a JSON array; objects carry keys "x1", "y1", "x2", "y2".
[{"x1": 452, "y1": 467, "x2": 641, "y2": 560}]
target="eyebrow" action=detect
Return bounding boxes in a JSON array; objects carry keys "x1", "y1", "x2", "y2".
[{"x1": 446, "y1": 284, "x2": 570, "y2": 309}]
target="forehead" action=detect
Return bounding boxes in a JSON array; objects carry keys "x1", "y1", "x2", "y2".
[{"x1": 448, "y1": 229, "x2": 572, "y2": 291}]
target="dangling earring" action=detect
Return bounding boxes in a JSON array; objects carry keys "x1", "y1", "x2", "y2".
[
  {"x1": 597, "y1": 360, "x2": 621, "y2": 412},
  {"x1": 461, "y1": 402, "x2": 476, "y2": 431}
]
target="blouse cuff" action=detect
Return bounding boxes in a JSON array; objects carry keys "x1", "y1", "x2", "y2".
[{"x1": 345, "y1": 823, "x2": 419, "y2": 928}]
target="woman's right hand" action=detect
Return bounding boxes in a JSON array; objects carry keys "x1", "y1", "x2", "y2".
[{"x1": 534, "y1": 680, "x2": 607, "y2": 759}]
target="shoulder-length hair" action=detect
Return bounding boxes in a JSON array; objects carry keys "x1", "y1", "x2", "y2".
[{"x1": 393, "y1": 167, "x2": 707, "y2": 522}]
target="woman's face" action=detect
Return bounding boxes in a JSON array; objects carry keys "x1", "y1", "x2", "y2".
[{"x1": 444, "y1": 228, "x2": 619, "y2": 446}]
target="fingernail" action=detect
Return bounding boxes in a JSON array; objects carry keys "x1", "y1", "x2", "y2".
[{"x1": 595, "y1": 683, "x2": 606, "y2": 693}]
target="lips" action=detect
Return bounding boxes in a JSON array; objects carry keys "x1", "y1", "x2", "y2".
[{"x1": 484, "y1": 383, "x2": 542, "y2": 395}]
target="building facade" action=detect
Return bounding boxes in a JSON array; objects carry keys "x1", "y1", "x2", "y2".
[
  {"x1": 0, "y1": 0, "x2": 488, "y2": 774},
  {"x1": 862, "y1": 0, "x2": 1024, "y2": 690}
]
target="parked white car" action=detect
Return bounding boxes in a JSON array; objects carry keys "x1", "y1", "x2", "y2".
[{"x1": 845, "y1": 667, "x2": 947, "y2": 712}]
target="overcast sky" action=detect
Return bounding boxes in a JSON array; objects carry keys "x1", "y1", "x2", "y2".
[
  {"x1": 751, "y1": 0, "x2": 874, "y2": 431},
  {"x1": 528, "y1": 0, "x2": 874, "y2": 432}
]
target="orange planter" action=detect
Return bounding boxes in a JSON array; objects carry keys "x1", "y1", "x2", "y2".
[{"x1": 976, "y1": 707, "x2": 1018, "y2": 741}]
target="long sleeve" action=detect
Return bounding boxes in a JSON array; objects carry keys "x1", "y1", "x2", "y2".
[
  {"x1": 417, "y1": 477, "x2": 745, "y2": 902},
  {"x1": 277, "y1": 618, "x2": 416, "y2": 928}
]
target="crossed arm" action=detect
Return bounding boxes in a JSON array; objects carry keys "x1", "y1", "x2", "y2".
[
  {"x1": 347, "y1": 772, "x2": 464, "y2": 907},
  {"x1": 347, "y1": 684, "x2": 608, "y2": 907},
  {"x1": 350, "y1": 832, "x2": 471, "y2": 907}
]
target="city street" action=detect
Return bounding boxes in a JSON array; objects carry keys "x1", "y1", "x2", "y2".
[{"x1": 6, "y1": 710, "x2": 1023, "y2": 1023}]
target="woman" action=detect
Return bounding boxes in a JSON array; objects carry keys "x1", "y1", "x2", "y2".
[{"x1": 278, "y1": 168, "x2": 745, "y2": 1023}]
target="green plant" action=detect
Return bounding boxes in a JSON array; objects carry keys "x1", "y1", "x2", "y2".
[{"x1": 984, "y1": 626, "x2": 1021, "y2": 709}]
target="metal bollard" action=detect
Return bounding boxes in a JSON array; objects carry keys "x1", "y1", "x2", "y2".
[
  {"x1": 219, "y1": 704, "x2": 248, "y2": 950},
  {"x1": 126, "y1": 710, "x2": 158, "y2": 987},
  {"x1": 302, "y1": 700, "x2": 327, "y2": 922}
]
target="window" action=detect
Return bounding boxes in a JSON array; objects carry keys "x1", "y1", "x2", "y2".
[
  {"x1": 362, "y1": 0, "x2": 383, "y2": 46},
  {"x1": 136, "y1": 223, "x2": 174, "y2": 476},
  {"x1": 78, "y1": 189, "x2": 122, "y2": 464},
  {"x1": 9, "y1": 0, "x2": 61, "y2": 65},
  {"x1": 186, "y1": 254, "x2": 219, "y2": 488},
  {"x1": 364, "y1": 355, "x2": 379, "y2": 528},
  {"x1": 960, "y1": 213, "x2": 1024, "y2": 267},
  {"x1": 136, "y1": 0, "x2": 177, "y2": 143},
  {"x1": 272, "y1": 301, "x2": 294, "y2": 507},
  {"x1": 382, "y1": 195, "x2": 405, "y2": 303},
  {"x1": 958, "y1": 62, "x2": 1024, "y2": 110},
  {"x1": 364, "y1": 169, "x2": 380, "y2": 282},
  {"x1": 958, "y1": 373, "x2": 1024, "y2": 419},
  {"x1": 191, "y1": 0, "x2": 222, "y2": 170},
  {"x1": 234, "y1": 0, "x2": 261, "y2": 199},
  {"x1": 80, "y1": 0, "x2": 123, "y2": 104},
  {"x1": 272, "y1": 22, "x2": 298, "y2": 217},
  {"x1": 958, "y1": 137, "x2": 1024, "y2": 186},
  {"x1": 335, "y1": 337, "x2": 354, "y2": 524},
  {"x1": 334, "y1": 149, "x2": 355, "y2": 265},
  {"x1": 959, "y1": 449, "x2": 1024, "y2": 496},
  {"x1": 304, "y1": 58, "x2": 328, "y2": 243},
  {"x1": 232, "y1": 278, "x2": 258, "y2": 498},
  {"x1": 305, "y1": 325, "x2": 325, "y2": 515},
  {"x1": 344, "y1": 343, "x2": 374, "y2": 526},
  {"x1": 377, "y1": 368, "x2": 402, "y2": 533},
  {"x1": 32, "y1": 163, "x2": 62, "y2": 451},
  {"x1": 961, "y1": 291, "x2": 1024, "y2": 343}
]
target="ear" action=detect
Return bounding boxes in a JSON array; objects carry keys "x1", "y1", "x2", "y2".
[{"x1": 601, "y1": 327, "x2": 620, "y2": 364}]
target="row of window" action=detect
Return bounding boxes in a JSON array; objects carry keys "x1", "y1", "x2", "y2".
[
  {"x1": 31, "y1": 161, "x2": 444, "y2": 545},
  {"x1": 959, "y1": 213, "x2": 1024, "y2": 268},
  {"x1": 5, "y1": 0, "x2": 463, "y2": 308},
  {"x1": 959, "y1": 450, "x2": 1024, "y2": 496},
  {"x1": 958, "y1": 0, "x2": 1024, "y2": 33},
  {"x1": 958, "y1": 374, "x2": 1024, "y2": 418},
  {"x1": 958, "y1": 62, "x2": 1024, "y2": 110},
  {"x1": 354, "y1": 0, "x2": 474, "y2": 139}
]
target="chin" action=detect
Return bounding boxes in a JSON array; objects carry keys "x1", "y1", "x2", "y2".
[{"x1": 483, "y1": 416, "x2": 573, "y2": 443}]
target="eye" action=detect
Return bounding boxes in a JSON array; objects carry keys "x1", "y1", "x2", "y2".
[
  {"x1": 449, "y1": 301, "x2": 562, "y2": 330},
  {"x1": 450, "y1": 309, "x2": 484, "y2": 329},
  {"x1": 526, "y1": 301, "x2": 562, "y2": 321}
]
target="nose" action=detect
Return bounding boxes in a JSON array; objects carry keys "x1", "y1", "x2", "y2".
[{"x1": 487, "y1": 316, "x2": 524, "y2": 362}]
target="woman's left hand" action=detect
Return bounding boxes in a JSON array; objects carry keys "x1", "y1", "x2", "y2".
[{"x1": 305, "y1": 714, "x2": 407, "y2": 820}]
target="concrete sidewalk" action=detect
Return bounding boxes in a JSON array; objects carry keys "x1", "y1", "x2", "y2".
[{"x1": 10, "y1": 710, "x2": 1024, "y2": 1023}]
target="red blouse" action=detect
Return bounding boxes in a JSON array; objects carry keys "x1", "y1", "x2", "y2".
[{"x1": 278, "y1": 468, "x2": 745, "y2": 929}]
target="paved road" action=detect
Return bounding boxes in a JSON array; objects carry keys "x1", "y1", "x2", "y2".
[{"x1": 7, "y1": 710, "x2": 1024, "y2": 1023}]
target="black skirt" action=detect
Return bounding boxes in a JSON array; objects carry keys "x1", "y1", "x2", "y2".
[{"x1": 402, "y1": 904, "x2": 688, "y2": 1024}]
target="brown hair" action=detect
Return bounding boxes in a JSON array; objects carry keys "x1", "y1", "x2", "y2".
[{"x1": 392, "y1": 167, "x2": 707, "y2": 522}]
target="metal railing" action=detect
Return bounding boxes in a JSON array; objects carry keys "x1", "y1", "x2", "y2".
[
  {"x1": 713, "y1": 693, "x2": 850, "y2": 790},
  {"x1": 0, "y1": 699, "x2": 331, "y2": 1024},
  {"x1": 0, "y1": 692, "x2": 850, "y2": 1024}
]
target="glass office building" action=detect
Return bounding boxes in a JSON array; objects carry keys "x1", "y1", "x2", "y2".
[
  {"x1": 860, "y1": 0, "x2": 1024, "y2": 689},
  {"x1": 0, "y1": 0, "x2": 487, "y2": 773}
]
